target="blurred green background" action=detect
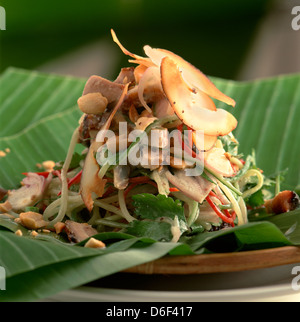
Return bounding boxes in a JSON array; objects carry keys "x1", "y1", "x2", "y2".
[{"x1": 0, "y1": 0, "x2": 275, "y2": 80}]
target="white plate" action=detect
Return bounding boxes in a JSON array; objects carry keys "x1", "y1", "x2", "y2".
[{"x1": 44, "y1": 263, "x2": 300, "y2": 302}]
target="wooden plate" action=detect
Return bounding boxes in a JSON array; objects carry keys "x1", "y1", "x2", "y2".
[{"x1": 124, "y1": 246, "x2": 300, "y2": 275}]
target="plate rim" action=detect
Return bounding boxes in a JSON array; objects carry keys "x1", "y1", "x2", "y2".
[
  {"x1": 124, "y1": 245, "x2": 300, "y2": 275},
  {"x1": 47, "y1": 282, "x2": 300, "y2": 302}
]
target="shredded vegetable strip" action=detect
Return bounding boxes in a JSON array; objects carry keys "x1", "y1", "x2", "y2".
[
  {"x1": 209, "y1": 191, "x2": 232, "y2": 219},
  {"x1": 204, "y1": 167, "x2": 242, "y2": 196},
  {"x1": 230, "y1": 156, "x2": 244, "y2": 169},
  {"x1": 88, "y1": 206, "x2": 100, "y2": 225},
  {"x1": 44, "y1": 127, "x2": 79, "y2": 225},
  {"x1": 239, "y1": 169, "x2": 264, "y2": 199},
  {"x1": 43, "y1": 195, "x2": 83, "y2": 221},
  {"x1": 57, "y1": 169, "x2": 83, "y2": 196},
  {"x1": 118, "y1": 189, "x2": 136, "y2": 222},
  {"x1": 94, "y1": 199, "x2": 124, "y2": 217},
  {"x1": 172, "y1": 191, "x2": 199, "y2": 227},
  {"x1": 95, "y1": 218, "x2": 128, "y2": 229},
  {"x1": 206, "y1": 195, "x2": 234, "y2": 226},
  {"x1": 215, "y1": 178, "x2": 245, "y2": 225}
]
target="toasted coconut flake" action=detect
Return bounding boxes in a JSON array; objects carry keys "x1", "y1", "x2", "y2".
[
  {"x1": 134, "y1": 64, "x2": 148, "y2": 84},
  {"x1": 128, "y1": 59, "x2": 155, "y2": 68},
  {"x1": 111, "y1": 29, "x2": 151, "y2": 65},
  {"x1": 144, "y1": 45, "x2": 235, "y2": 107},
  {"x1": 204, "y1": 147, "x2": 235, "y2": 177},
  {"x1": 161, "y1": 57, "x2": 237, "y2": 136},
  {"x1": 80, "y1": 141, "x2": 107, "y2": 212},
  {"x1": 192, "y1": 131, "x2": 217, "y2": 152},
  {"x1": 135, "y1": 116, "x2": 158, "y2": 131},
  {"x1": 137, "y1": 66, "x2": 162, "y2": 113}
]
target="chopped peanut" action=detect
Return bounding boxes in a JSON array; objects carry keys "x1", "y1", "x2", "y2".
[
  {"x1": 54, "y1": 221, "x2": 66, "y2": 234},
  {"x1": 42, "y1": 160, "x2": 56, "y2": 172},
  {"x1": 15, "y1": 229, "x2": 23, "y2": 236},
  {"x1": 0, "y1": 200, "x2": 12, "y2": 212},
  {"x1": 77, "y1": 92, "x2": 108, "y2": 115},
  {"x1": 19, "y1": 211, "x2": 48, "y2": 230},
  {"x1": 84, "y1": 237, "x2": 106, "y2": 249},
  {"x1": 30, "y1": 230, "x2": 39, "y2": 237}
]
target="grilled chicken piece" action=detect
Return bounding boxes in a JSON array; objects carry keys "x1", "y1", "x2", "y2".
[
  {"x1": 165, "y1": 169, "x2": 215, "y2": 204},
  {"x1": 64, "y1": 220, "x2": 98, "y2": 243},
  {"x1": 114, "y1": 67, "x2": 135, "y2": 85},
  {"x1": 83, "y1": 75, "x2": 125, "y2": 103},
  {"x1": 6, "y1": 173, "x2": 51, "y2": 212},
  {"x1": 78, "y1": 113, "x2": 103, "y2": 145},
  {"x1": 264, "y1": 190, "x2": 300, "y2": 214}
]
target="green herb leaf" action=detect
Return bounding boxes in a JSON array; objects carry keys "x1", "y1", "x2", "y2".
[
  {"x1": 219, "y1": 134, "x2": 239, "y2": 155},
  {"x1": 55, "y1": 152, "x2": 85, "y2": 170},
  {"x1": 132, "y1": 193, "x2": 185, "y2": 222},
  {"x1": 245, "y1": 188, "x2": 265, "y2": 207},
  {"x1": 126, "y1": 220, "x2": 173, "y2": 242}
]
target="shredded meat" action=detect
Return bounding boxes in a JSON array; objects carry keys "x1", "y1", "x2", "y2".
[
  {"x1": 114, "y1": 67, "x2": 135, "y2": 85},
  {"x1": 78, "y1": 113, "x2": 103, "y2": 145},
  {"x1": 64, "y1": 220, "x2": 98, "y2": 243},
  {"x1": 121, "y1": 85, "x2": 165, "y2": 113},
  {"x1": 83, "y1": 75, "x2": 125, "y2": 103},
  {"x1": 165, "y1": 169, "x2": 215, "y2": 204},
  {"x1": 6, "y1": 173, "x2": 51, "y2": 212}
]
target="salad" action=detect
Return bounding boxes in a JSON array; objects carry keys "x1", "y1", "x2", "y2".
[{"x1": 0, "y1": 30, "x2": 299, "y2": 248}]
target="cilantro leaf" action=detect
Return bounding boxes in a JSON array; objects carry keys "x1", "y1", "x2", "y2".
[
  {"x1": 126, "y1": 221, "x2": 173, "y2": 242},
  {"x1": 218, "y1": 135, "x2": 239, "y2": 155},
  {"x1": 55, "y1": 152, "x2": 85, "y2": 170},
  {"x1": 131, "y1": 193, "x2": 185, "y2": 223},
  {"x1": 124, "y1": 193, "x2": 188, "y2": 242},
  {"x1": 245, "y1": 188, "x2": 264, "y2": 207}
]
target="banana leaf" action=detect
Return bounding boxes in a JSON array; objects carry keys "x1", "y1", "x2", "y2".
[{"x1": 0, "y1": 67, "x2": 300, "y2": 301}]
